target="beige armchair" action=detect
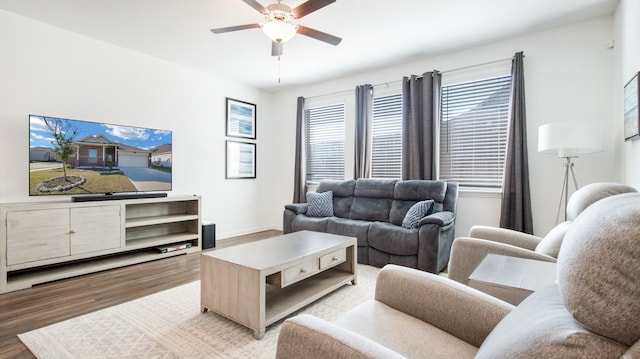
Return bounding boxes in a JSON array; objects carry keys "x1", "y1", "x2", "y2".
[
  {"x1": 277, "y1": 264, "x2": 513, "y2": 359},
  {"x1": 276, "y1": 193, "x2": 640, "y2": 358},
  {"x1": 447, "y1": 182, "x2": 637, "y2": 285}
]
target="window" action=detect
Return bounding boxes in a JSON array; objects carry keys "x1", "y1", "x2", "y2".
[
  {"x1": 371, "y1": 93, "x2": 403, "y2": 179},
  {"x1": 439, "y1": 75, "x2": 511, "y2": 188},
  {"x1": 304, "y1": 103, "x2": 345, "y2": 182}
]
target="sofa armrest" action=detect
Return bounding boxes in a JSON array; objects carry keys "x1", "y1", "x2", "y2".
[
  {"x1": 447, "y1": 237, "x2": 557, "y2": 285},
  {"x1": 374, "y1": 264, "x2": 514, "y2": 348},
  {"x1": 468, "y1": 225, "x2": 542, "y2": 250},
  {"x1": 276, "y1": 314, "x2": 406, "y2": 359},
  {"x1": 419, "y1": 210, "x2": 455, "y2": 227},
  {"x1": 285, "y1": 203, "x2": 308, "y2": 215}
]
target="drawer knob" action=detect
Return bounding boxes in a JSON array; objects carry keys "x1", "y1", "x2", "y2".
[
  {"x1": 332, "y1": 256, "x2": 339, "y2": 261},
  {"x1": 299, "y1": 268, "x2": 307, "y2": 274}
]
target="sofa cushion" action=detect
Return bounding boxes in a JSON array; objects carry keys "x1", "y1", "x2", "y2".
[
  {"x1": 557, "y1": 193, "x2": 640, "y2": 346},
  {"x1": 353, "y1": 178, "x2": 397, "y2": 198},
  {"x1": 534, "y1": 221, "x2": 571, "y2": 258},
  {"x1": 476, "y1": 285, "x2": 627, "y2": 358},
  {"x1": 317, "y1": 179, "x2": 356, "y2": 218},
  {"x1": 306, "y1": 191, "x2": 334, "y2": 217},
  {"x1": 389, "y1": 181, "x2": 447, "y2": 225},
  {"x1": 350, "y1": 197, "x2": 393, "y2": 222},
  {"x1": 402, "y1": 200, "x2": 435, "y2": 229},
  {"x1": 389, "y1": 200, "x2": 415, "y2": 226},
  {"x1": 317, "y1": 179, "x2": 356, "y2": 197},
  {"x1": 291, "y1": 215, "x2": 329, "y2": 233},
  {"x1": 394, "y1": 180, "x2": 447, "y2": 202},
  {"x1": 335, "y1": 300, "x2": 477, "y2": 359},
  {"x1": 369, "y1": 222, "x2": 419, "y2": 255},
  {"x1": 349, "y1": 179, "x2": 396, "y2": 221},
  {"x1": 327, "y1": 217, "x2": 371, "y2": 247}
]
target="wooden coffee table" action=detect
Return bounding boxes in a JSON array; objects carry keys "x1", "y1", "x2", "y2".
[{"x1": 200, "y1": 231, "x2": 357, "y2": 339}]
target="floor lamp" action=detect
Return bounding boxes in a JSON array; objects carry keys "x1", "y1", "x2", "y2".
[{"x1": 538, "y1": 121, "x2": 603, "y2": 223}]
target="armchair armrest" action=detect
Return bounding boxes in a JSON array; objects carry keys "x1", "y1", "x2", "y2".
[
  {"x1": 374, "y1": 264, "x2": 514, "y2": 348},
  {"x1": 447, "y1": 237, "x2": 557, "y2": 285},
  {"x1": 284, "y1": 203, "x2": 308, "y2": 215},
  {"x1": 469, "y1": 225, "x2": 542, "y2": 250},
  {"x1": 419, "y1": 210, "x2": 455, "y2": 227},
  {"x1": 276, "y1": 314, "x2": 405, "y2": 359}
]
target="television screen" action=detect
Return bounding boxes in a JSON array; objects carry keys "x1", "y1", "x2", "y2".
[{"x1": 29, "y1": 115, "x2": 172, "y2": 197}]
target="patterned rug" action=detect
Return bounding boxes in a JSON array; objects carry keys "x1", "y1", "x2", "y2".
[{"x1": 19, "y1": 265, "x2": 379, "y2": 358}]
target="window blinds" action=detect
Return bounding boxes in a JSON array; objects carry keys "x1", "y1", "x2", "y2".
[
  {"x1": 304, "y1": 103, "x2": 345, "y2": 181},
  {"x1": 439, "y1": 75, "x2": 511, "y2": 188},
  {"x1": 371, "y1": 93, "x2": 403, "y2": 179}
]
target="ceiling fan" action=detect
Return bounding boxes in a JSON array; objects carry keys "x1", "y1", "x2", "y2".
[{"x1": 210, "y1": 0, "x2": 342, "y2": 57}]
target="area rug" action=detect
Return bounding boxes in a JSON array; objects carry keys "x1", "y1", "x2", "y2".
[{"x1": 19, "y1": 264, "x2": 379, "y2": 359}]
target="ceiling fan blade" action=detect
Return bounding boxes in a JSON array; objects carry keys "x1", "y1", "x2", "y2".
[
  {"x1": 291, "y1": 0, "x2": 336, "y2": 18},
  {"x1": 210, "y1": 23, "x2": 261, "y2": 34},
  {"x1": 272, "y1": 41, "x2": 283, "y2": 56},
  {"x1": 297, "y1": 25, "x2": 342, "y2": 46},
  {"x1": 242, "y1": 0, "x2": 268, "y2": 14}
]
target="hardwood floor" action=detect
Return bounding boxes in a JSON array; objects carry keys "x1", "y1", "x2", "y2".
[{"x1": 0, "y1": 230, "x2": 281, "y2": 359}]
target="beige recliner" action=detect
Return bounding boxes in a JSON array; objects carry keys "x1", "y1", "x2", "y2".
[
  {"x1": 275, "y1": 192, "x2": 640, "y2": 358},
  {"x1": 447, "y1": 182, "x2": 637, "y2": 285}
]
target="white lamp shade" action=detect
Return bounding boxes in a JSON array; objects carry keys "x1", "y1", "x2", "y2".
[
  {"x1": 262, "y1": 20, "x2": 296, "y2": 43},
  {"x1": 538, "y1": 121, "x2": 603, "y2": 158}
]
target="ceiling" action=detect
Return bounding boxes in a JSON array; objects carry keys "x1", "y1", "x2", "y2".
[{"x1": 0, "y1": 0, "x2": 619, "y2": 91}]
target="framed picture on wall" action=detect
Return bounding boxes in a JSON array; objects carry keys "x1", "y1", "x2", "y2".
[
  {"x1": 226, "y1": 97, "x2": 256, "y2": 139},
  {"x1": 226, "y1": 140, "x2": 256, "y2": 179},
  {"x1": 624, "y1": 72, "x2": 639, "y2": 141}
]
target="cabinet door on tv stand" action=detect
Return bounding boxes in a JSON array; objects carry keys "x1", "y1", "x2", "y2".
[
  {"x1": 70, "y1": 205, "x2": 122, "y2": 255},
  {"x1": 6, "y1": 208, "x2": 70, "y2": 266}
]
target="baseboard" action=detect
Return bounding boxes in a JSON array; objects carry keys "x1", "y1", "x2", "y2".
[{"x1": 217, "y1": 226, "x2": 282, "y2": 241}]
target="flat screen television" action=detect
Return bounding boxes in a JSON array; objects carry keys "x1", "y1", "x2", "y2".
[{"x1": 29, "y1": 114, "x2": 172, "y2": 201}]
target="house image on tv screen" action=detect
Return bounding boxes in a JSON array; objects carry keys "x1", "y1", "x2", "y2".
[
  {"x1": 29, "y1": 147, "x2": 54, "y2": 162},
  {"x1": 71, "y1": 134, "x2": 152, "y2": 168},
  {"x1": 151, "y1": 143, "x2": 172, "y2": 168},
  {"x1": 70, "y1": 136, "x2": 170, "y2": 169}
]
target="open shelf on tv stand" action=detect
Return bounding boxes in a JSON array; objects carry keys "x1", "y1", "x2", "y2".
[{"x1": 0, "y1": 195, "x2": 201, "y2": 293}]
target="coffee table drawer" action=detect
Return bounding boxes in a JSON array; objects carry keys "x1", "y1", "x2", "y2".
[
  {"x1": 320, "y1": 248, "x2": 346, "y2": 270},
  {"x1": 282, "y1": 259, "x2": 320, "y2": 287}
]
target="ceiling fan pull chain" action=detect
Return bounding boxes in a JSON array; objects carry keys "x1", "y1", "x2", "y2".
[{"x1": 278, "y1": 55, "x2": 282, "y2": 83}]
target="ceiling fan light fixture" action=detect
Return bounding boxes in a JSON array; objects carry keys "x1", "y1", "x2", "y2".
[{"x1": 262, "y1": 20, "x2": 296, "y2": 43}]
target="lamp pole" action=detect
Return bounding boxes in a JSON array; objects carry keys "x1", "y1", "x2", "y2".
[{"x1": 556, "y1": 156, "x2": 579, "y2": 223}]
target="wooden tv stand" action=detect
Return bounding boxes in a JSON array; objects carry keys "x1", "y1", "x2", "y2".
[{"x1": 0, "y1": 195, "x2": 201, "y2": 294}]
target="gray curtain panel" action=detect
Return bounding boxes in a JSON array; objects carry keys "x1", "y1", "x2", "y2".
[
  {"x1": 293, "y1": 96, "x2": 306, "y2": 203},
  {"x1": 500, "y1": 52, "x2": 533, "y2": 233},
  {"x1": 354, "y1": 84, "x2": 373, "y2": 179},
  {"x1": 401, "y1": 71, "x2": 441, "y2": 180}
]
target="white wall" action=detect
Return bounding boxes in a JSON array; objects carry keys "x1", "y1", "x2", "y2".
[
  {"x1": 0, "y1": 10, "x2": 277, "y2": 239},
  {"x1": 272, "y1": 16, "x2": 617, "y2": 237},
  {"x1": 615, "y1": 0, "x2": 640, "y2": 187},
  {"x1": 0, "y1": 10, "x2": 625, "y2": 240}
]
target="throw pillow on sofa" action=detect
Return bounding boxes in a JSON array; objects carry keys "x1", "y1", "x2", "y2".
[
  {"x1": 306, "y1": 191, "x2": 334, "y2": 217},
  {"x1": 402, "y1": 200, "x2": 435, "y2": 229}
]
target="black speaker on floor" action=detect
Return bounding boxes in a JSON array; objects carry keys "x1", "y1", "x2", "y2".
[{"x1": 202, "y1": 223, "x2": 216, "y2": 249}]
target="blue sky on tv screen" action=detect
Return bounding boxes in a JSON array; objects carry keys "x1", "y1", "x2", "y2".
[{"x1": 29, "y1": 115, "x2": 172, "y2": 150}]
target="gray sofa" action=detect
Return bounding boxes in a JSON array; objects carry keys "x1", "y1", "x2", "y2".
[{"x1": 283, "y1": 179, "x2": 458, "y2": 273}]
